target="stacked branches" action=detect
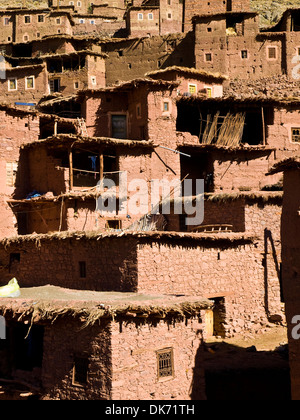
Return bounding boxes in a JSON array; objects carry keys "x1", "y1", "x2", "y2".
[{"x1": 201, "y1": 112, "x2": 246, "y2": 147}]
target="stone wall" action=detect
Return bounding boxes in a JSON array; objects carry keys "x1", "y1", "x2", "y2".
[{"x1": 111, "y1": 316, "x2": 207, "y2": 400}]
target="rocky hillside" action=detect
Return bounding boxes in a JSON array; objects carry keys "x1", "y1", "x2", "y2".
[{"x1": 251, "y1": 0, "x2": 300, "y2": 26}]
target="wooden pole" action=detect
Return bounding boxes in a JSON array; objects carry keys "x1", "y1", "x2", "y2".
[
  {"x1": 261, "y1": 107, "x2": 266, "y2": 145},
  {"x1": 99, "y1": 154, "x2": 104, "y2": 188},
  {"x1": 69, "y1": 149, "x2": 73, "y2": 190}
]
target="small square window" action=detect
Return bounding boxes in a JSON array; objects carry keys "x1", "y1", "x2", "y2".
[
  {"x1": 167, "y1": 13, "x2": 172, "y2": 19},
  {"x1": 292, "y1": 128, "x2": 300, "y2": 143},
  {"x1": 156, "y1": 348, "x2": 174, "y2": 379},
  {"x1": 163, "y1": 101, "x2": 170, "y2": 112},
  {"x1": 4, "y1": 17, "x2": 10, "y2": 26},
  {"x1": 74, "y1": 81, "x2": 79, "y2": 89},
  {"x1": 38, "y1": 15, "x2": 44, "y2": 23},
  {"x1": 268, "y1": 47, "x2": 277, "y2": 59},
  {"x1": 8, "y1": 78, "x2": 17, "y2": 91},
  {"x1": 188, "y1": 84, "x2": 197, "y2": 94},
  {"x1": 205, "y1": 53, "x2": 212, "y2": 62},
  {"x1": 148, "y1": 13, "x2": 153, "y2": 20},
  {"x1": 56, "y1": 18, "x2": 61, "y2": 24},
  {"x1": 138, "y1": 13, "x2": 143, "y2": 20},
  {"x1": 26, "y1": 76, "x2": 35, "y2": 89},
  {"x1": 90, "y1": 20, "x2": 95, "y2": 25},
  {"x1": 79, "y1": 19, "x2": 85, "y2": 24},
  {"x1": 24, "y1": 15, "x2": 31, "y2": 24},
  {"x1": 23, "y1": 35, "x2": 29, "y2": 42},
  {"x1": 207, "y1": 27, "x2": 212, "y2": 32},
  {"x1": 241, "y1": 50, "x2": 248, "y2": 59}
]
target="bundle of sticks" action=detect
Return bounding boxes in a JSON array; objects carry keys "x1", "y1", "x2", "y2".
[{"x1": 201, "y1": 112, "x2": 246, "y2": 147}]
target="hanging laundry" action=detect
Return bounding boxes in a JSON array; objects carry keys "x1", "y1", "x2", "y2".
[{"x1": 89, "y1": 156, "x2": 98, "y2": 179}]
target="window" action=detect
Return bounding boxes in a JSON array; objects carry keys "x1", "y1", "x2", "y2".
[
  {"x1": 163, "y1": 101, "x2": 170, "y2": 112},
  {"x1": 205, "y1": 53, "x2": 212, "y2": 62},
  {"x1": 72, "y1": 356, "x2": 88, "y2": 386},
  {"x1": 111, "y1": 115, "x2": 127, "y2": 139},
  {"x1": 207, "y1": 27, "x2": 212, "y2": 32},
  {"x1": 37, "y1": 32, "x2": 40, "y2": 38},
  {"x1": 138, "y1": 13, "x2": 143, "y2": 20},
  {"x1": 38, "y1": 15, "x2": 44, "y2": 23},
  {"x1": 49, "y1": 78, "x2": 61, "y2": 93},
  {"x1": 188, "y1": 84, "x2": 197, "y2": 94},
  {"x1": 105, "y1": 220, "x2": 122, "y2": 230},
  {"x1": 8, "y1": 78, "x2": 17, "y2": 91},
  {"x1": 79, "y1": 261, "x2": 86, "y2": 278},
  {"x1": 79, "y1": 19, "x2": 85, "y2": 24},
  {"x1": 148, "y1": 13, "x2": 153, "y2": 20},
  {"x1": 156, "y1": 348, "x2": 174, "y2": 379},
  {"x1": 267, "y1": 46, "x2": 277, "y2": 60},
  {"x1": 6, "y1": 162, "x2": 18, "y2": 187},
  {"x1": 70, "y1": 1, "x2": 74, "y2": 4},
  {"x1": 90, "y1": 20, "x2": 95, "y2": 25},
  {"x1": 241, "y1": 50, "x2": 248, "y2": 59},
  {"x1": 206, "y1": 87, "x2": 212, "y2": 98},
  {"x1": 56, "y1": 18, "x2": 61, "y2": 24},
  {"x1": 74, "y1": 81, "x2": 79, "y2": 89},
  {"x1": 4, "y1": 17, "x2": 10, "y2": 26},
  {"x1": 77, "y1": 1, "x2": 82, "y2": 6},
  {"x1": 91, "y1": 76, "x2": 96, "y2": 85},
  {"x1": 25, "y1": 76, "x2": 35, "y2": 89},
  {"x1": 292, "y1": 127, "x2": 300, "y2": 143},
  {"x1": 24, "y1": 15, "x2": 31, "y2": 24},
  {"x1": 23, "y1": 35, "x2": 29, "y2": 42},
  {"x1": 167, "y1": 13, "x2": 172, "y2": 19}
]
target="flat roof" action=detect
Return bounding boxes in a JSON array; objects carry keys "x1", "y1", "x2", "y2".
[
  {"x1": 0, "y1": 285, "x2": 213, "y2": 323},
  {"x1": 267, "y1": 156, "x2": 300, "y2": 175},
  {"x1": 145, "y1": 66, "x2": 228, "y2": 81}
]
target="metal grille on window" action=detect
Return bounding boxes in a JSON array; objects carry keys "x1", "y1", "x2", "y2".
[
  {"x1": 157, "y1": 348, "x2": 174, "y2": 379},
  {"x1": 292, "y1": 128, "x2": 300, "y2": 143}
]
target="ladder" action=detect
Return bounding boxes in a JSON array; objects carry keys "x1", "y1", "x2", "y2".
[{"x1": 77, "y1": 118, "x2": 88, "y2": 137}]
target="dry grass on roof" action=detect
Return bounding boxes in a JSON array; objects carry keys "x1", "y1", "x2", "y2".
[
  {"x1": 205, "y1": 191, "x2": 283, "y2": 204},
  {"x1": 145, "y1": 66, "x2": 228, "y2": 81},
  {"x1": 268, "y1": 156, "x2": 300, "y2": 175},
  {"x1": 0, "y1": 285, "x2": 213, "y2": 326},
  {"x1": 0, "y1": 230, "x2": 258, "y2": 249}
]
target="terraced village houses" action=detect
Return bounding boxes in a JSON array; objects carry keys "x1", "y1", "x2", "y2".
[{"x1": 0, "y1": 0, "x2": 299, "y2": 401}]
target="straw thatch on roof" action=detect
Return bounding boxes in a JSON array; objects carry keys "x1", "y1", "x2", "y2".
[
  {"x1": 267, "y1": 156, "x2": 300, "y2": 175},
  {"x1": 0, "y1": 286, "x2": 213, "y2": 327},
  {"x1": 145, "y1": 66, "x2": 228, "y2": 81}
]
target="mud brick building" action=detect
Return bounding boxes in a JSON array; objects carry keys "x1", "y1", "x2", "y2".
[
  {"x1": 0, "y1": 9, "x2": 74, "y2": 44},
  {"x1": 0, "y1": 288, "x2": 212, "y2": 400}
]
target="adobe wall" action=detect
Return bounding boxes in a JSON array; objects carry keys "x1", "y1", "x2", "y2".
[
  {"x1": 73, "y1": 17, "x2": 126, "y2": 37},
  {"x1": 0, "y1": 109, "x2": 39, "y2": 239},
  {"x1": 0, "y1": 66, "x2": 47, "y2": 104},
  {"x1": 41, "y1": 318, "x2": 112, "y2": 400},
  {"x1": 13, "y1": 13, "x2": 73, "y2": 44},
  {"x1": 212, "y1": 150, "x2": 276, "y2": 192},
  {"x1": 127, "y1": 8, "x2": 160, "y2": 37},
  {"x1": 159, "y1": 0, "x2": 183, "y2": 35},
  {"x1": 111, "y1": 316, "x2": 207, "y2": 400},
  {"x1": 194, "y1": 17, "x2": 284, "y2": 80},
  {"x1": 102, "y1": 33, "x2": 195, "y2": 86},
  {"x1": 0, "y1": 236, "x2": 138, "y2": 292},
  {"x1": 136, "y1": 237, "x2": 283, "y2": 336}
]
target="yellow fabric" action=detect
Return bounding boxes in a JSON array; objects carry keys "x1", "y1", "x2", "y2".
[{"x1": 0, "y1": 278, "x2": 20, "y2": 298}]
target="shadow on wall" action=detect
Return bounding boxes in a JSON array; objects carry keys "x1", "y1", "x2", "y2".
[{"x1": 191, "y1": 340, "x2": 291, "y2": 400}]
